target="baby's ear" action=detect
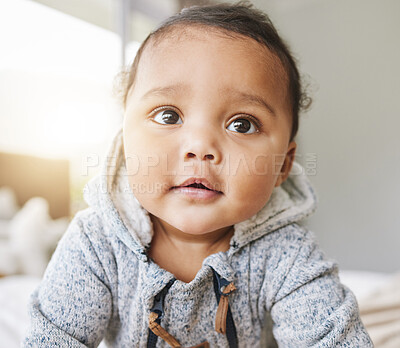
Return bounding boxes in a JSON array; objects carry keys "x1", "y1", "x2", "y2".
[{"x1": 275, "y1": 141, "x2": 297, "y2": 187}]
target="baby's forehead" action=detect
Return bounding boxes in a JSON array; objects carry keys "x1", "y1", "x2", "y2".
[{"x1": 138, "y1": 24, "x2": 289, "y2": 89}]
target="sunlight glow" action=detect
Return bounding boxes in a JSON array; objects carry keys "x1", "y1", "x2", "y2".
[
  {"x1": 0, "y1": 0, "x2": 139, "y2": 158},
  {"x1": 0, "y1": 0, "x2": 120, "y2": 82},
  {"x1": 41, "y1": 102, "x2": 110, "y2": 154}
]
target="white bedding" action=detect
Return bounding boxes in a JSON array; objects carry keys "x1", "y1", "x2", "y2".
[
  {"x1": 339, "y1": 270, "x2": 395, "y2": 299},
  {"x1": 0, "y1": 271, "x2": 397, "y2": 347},
  {"x1": 0, "y1": 276, "x2": 39, "y2": 348}
]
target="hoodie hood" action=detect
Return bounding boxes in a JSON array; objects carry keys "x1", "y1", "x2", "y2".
[{"x1": 84, "y1": 129, "x2": 317, "y2": 260}]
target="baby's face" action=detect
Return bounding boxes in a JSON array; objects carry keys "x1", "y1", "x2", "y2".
[{"x1": 123, "y1": 27, "x2": 295, "y2": 235}]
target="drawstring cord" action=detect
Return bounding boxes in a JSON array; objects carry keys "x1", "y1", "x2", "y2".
[
  {"x1": 212, "y1": 269, "x2": 238, "y2": 348},
  {"x1": 148, "y1": 311, "x2": 181, "y2": 347},
  {"x1": 149, "y1": 311, "x2": 210, "y2": 348},
  {"x1": 147, "y1": 279, "x2": 180, "y2": 347},
  {"x1": 214, "y1": 282, "x2": 236, "y2": 333}
]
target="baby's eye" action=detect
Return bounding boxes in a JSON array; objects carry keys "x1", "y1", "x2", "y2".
[
  {"x1": 227, "y1": 118, "x2": 257, "y2": 134},
  {"x1": 152, "y1": 109, "x2": 182, "y2": 125}
]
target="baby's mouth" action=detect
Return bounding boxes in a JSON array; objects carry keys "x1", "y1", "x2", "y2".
[
  {"x1": 170, "y1": 178, "x2": 223, "y2": 195},
  {"x1": 184, "y1": 183, "x2": 212, "y2": 190}
]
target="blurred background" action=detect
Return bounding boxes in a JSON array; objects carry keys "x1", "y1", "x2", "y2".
[
  {"x1": 0, "y1": 0, "x2": 399, "y2": 275},
  {"x1": 1, "y1": 1, "x2": 399, "y2": 346}
]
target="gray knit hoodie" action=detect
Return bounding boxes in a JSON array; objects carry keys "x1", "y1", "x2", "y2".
[{"x1": 24, "y1": 130, "x2": 373, "y2": 347}]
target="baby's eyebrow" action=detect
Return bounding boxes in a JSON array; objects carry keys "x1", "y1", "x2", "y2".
[
  {"x1": 141, "y1": 84, "x2": 188, "y2": 100},
  {"x1": 222, "y1": 88, "x2": 276, "y2": 117}
]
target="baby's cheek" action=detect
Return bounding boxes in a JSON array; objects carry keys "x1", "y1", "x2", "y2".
[
  {"x1": 252, "y1": 154, "x2": 273, "y2": 176},
  {"x1": 125, "y1": 152, "x2": 140, "y2": 176},
  {"x1": 230, "y1": 173, "x2": 273, "y2": 215}
]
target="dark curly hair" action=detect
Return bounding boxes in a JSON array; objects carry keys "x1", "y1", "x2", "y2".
[{"x1": 120, "y1": 1, "x2": 311, "y2": 141}]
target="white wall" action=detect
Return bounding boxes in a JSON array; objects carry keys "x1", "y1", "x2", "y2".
[{"x1": 257, "y1": 0, "x2": 400, "y2": 272}]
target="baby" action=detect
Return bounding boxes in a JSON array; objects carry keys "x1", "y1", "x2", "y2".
[{"x1": 24, "y1": 3, "x2": 373, "y2": 347}]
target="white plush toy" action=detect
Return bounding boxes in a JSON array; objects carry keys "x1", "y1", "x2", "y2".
[
  {"x1": 0, "y1": 187, "x2": 68, "y2": 277},
  {"x1": 0, "y1": 187, "x2": 19, "y2": 220}
]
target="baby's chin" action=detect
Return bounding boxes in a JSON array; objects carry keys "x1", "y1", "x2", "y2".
[
  {"x1": 175, "y1": 223, "x2": 228, "y2": 236},
  {"x1": 155, "y1": 214, "x2": 232, "y2": 237},
  {"x1": 149, "y1": 203, "x2": 265, "y2": 237}
]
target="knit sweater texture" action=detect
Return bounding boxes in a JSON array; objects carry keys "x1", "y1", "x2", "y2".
[{"x1": 23, "y1": 130, "x2": 373, "y2": 347}]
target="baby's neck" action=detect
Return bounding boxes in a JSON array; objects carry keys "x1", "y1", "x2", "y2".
[{"x1": 148, "y1": 216, "x2": 233, "y2": 283}]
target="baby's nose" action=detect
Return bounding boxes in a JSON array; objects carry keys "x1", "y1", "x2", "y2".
[
  {"x1": 181, "y1": 127, "x2": 222, "y2": 164},
  {"x1": 185, "y1": 152, "x2": 215, "y2": 161}
]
